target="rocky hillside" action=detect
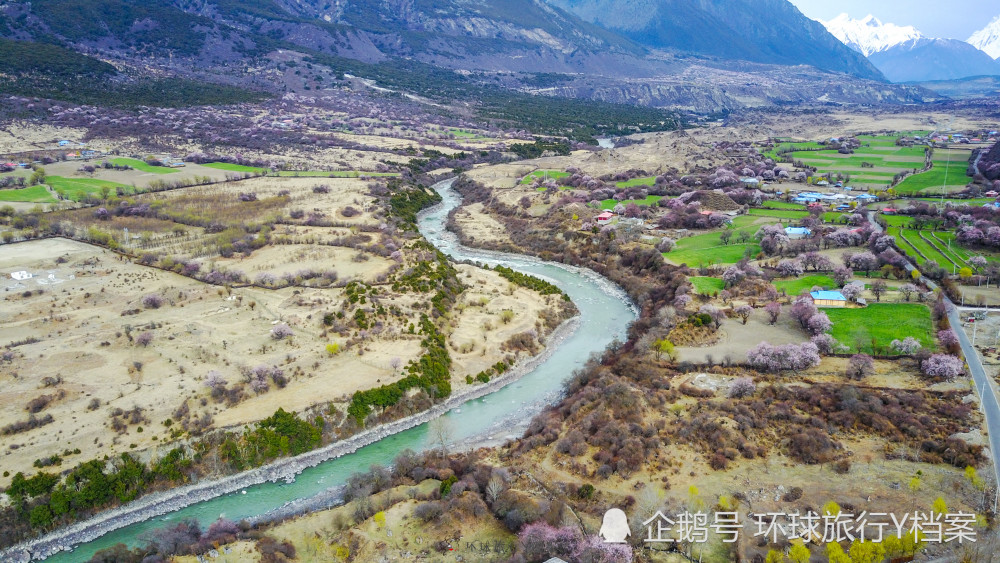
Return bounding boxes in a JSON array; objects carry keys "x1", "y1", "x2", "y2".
[
  {"x1": 0, "y1": 0, "x2": 938, "y2": 112},
  {"x1": 547, "y1": 0, "x2": 884, "y2": 80}
]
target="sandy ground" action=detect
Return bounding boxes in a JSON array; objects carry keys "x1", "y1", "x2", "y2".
[
  {"x1": 674, "y1": 312, "x2": 806, "y2": 364},
  {"x1": 0, "y1": 235, "x2": 558, "y2": 488},
  {"x1": 450, "y1": 264, "x2": 564, "y2": 382},
  {"x1": 449, "y1": 202, "x2": 513, "y2": 247}
]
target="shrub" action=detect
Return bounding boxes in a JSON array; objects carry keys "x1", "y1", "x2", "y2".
[
  {"x1": 142, "y1": 294, "x2": 164, "y2": 309},
  {"x1": 414, "y1": 501, "x2": 444, "y2": 522},
  {"x1": 271, "y1": 324, "x2": 294, "y2": 340},
  {"x1": 135, "y1": 331, "x2": 154, "y2": 347},
  {"x1": 728, "y1": 377, "x2": 756, "y2": 398}
]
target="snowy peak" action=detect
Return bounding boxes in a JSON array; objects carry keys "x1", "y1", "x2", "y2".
[
  {"x1": 969, "y1": 15, "x2": 1000, "y2": 59},
  {"x1": 822, "y1": 13, "x2": 922, "y2": 56}
]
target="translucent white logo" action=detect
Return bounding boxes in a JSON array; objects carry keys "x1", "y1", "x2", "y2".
[{"x1": 599, "y1": 508, "x2": 631, "y2": 543}]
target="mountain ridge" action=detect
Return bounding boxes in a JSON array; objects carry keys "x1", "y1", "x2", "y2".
[
  {"x1": 547, "y1": 0, "x2": 885, "y2": 80},
  {"x1": 0, "y1": 0, "x2": 941, "y2": 112},
  {"x1": 821, "y1": 13, "x2": 921, "y2": 56},
  {"x1": 969, "y1": 15, "x2": 1000, "y2": 59},
  {"x1": 820, "y1": 13, "x2": 1000, "y2": 83}
]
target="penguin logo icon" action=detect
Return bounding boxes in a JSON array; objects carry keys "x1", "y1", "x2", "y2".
[{"x1": 599, "y1": 508, "x2": 631, "y2": 543}]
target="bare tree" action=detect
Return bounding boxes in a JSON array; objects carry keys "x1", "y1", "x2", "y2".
[{"x1": 428, "y1": 417, "x2": 454, "y2": 455}]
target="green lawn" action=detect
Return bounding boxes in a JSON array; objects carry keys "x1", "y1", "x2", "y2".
[
  {"x1": 0, "y1": 185, "x2": 57, "y2": 203},
  {"x1": 110, "y1": 158, "x2": 177, "y2": 174},
  {"x1": 773, "y1": 275, "x2": 836, "y2": 296},
  {"x1": 748, "y1": 208, "x2": 809, "y2": 219},
  {"x1": 201, "y1": 162, "x2": 269, "y2": 173},
  {"x1": 520, "y1": 170, "x2": 570, "y2": 184},
  {"x1": 823, "y1": 212, "x2": 851, "y2": 223},
  {"x1": 615, "y1": 176, "x2": 657, "y2": 188},
  {"x1": 689, "y1": 276, "x2": 725, "y2": 294},
  {"x1": 825, "y1": 303, "x2": 934, "y2": 354},
  {"x1": 600, "y1": 195, "x2": 663, "y2": 210},
  {"x1": 666, "y1": 232, "x2": 759, "y2": 266},
  {"x1": 47, "y1": 176, "x2": 131, "y2": 201}
]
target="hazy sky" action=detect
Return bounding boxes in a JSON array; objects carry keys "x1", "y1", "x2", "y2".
[{"x1": 789, "y1": 0, "x2": 999, "y2": 39}]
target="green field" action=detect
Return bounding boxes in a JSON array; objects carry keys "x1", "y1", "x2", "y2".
[
  {"x1": 825, "y1": 303, "x2": 934, "y2": 354},
  {"x1": 615, "y1": 176, "x2": 657, "y2": 188},
  {"x1": 894, "y1": 152, "x2": 972, "y2": 194},
  {"x1": 110, "y1": 158, "x2": 177, "y2": 174},
  {"x1": 666, "y1": 231, "x2": 759, "y2": 266},
  {"x1": 600, "y1": 195, "x2": 663, "y2": 210},
  {"x1": 0, "y1": 185, "x2": 57, "y2": 203},
  {"x1": 768, "y1": 135, "x2": 955, "y2": 190},
  {"x1": 201, "y1": 162, "x2": 268, "y2": 173},
  {"x1": 773, "y1": 275, "x2": 836, "y2": 296},
  {"x1": 762, "y1": 201, "x2": 807, "y2": 210},
  {"x1": 823, "y1": 212, "x2": 851, "y2": 223},
  {"x1": 521, "y1": 170, "x2": 570, "y2": 185},
  {"x1": 889, "y1": 227, "x2": 926, "y2": 265},
  {"x1": 914, "y1": 197, "x2": 995, "y2": 206},
  {"x1": 447, "y1": 128, "x2": 491, "y2": 140},
  {"x1": 748, "y1": 208, "x2": 809, "y2": 219},
  {"x1": 689, "y1": 276, "x2": 725, "y2": 294},
  {"x1": 933, "y1": 231, "x2": 1000, "y2": 266},
  {"x1": 47, "y1": 176, "x2": 130, "y2": 201}
]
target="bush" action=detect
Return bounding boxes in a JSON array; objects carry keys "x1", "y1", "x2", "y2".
[
  {"x1": 142, "y1": 294, "x2": 164, "y2": 309},
  {"x1": 270, "y1": 324, "x2": 293, "y2": 340},
  {"x1": 414, "y1": 501, "x2": 444, "y2": 522},
  {"x1": 728, "y1": 377, "x2": 756, "y2": 398}
]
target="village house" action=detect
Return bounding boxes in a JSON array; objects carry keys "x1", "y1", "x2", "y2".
[
  {"x1": 810, "y1": 290, "x2": 847, "y2": 308},
  {"x1": 595, "y1": 211, "x2": 614, "y2": 224},
  {"x1": 784, "y1": 226, "x2": 811, "y2": 239}
]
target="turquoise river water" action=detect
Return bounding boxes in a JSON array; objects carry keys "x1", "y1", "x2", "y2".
[{"x1": 41, "y1": 177, "x2": 636, "y2": 561}]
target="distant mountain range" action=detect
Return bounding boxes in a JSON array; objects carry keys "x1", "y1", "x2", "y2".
[
  {"x1": 969, "y1": 15, "x2": 1000, "y2": 59},
  {"x1": 822, "y1": 13, "x2": 1000, "y2": 83},
  {"x1": 0, "y1": 0, "x2": 943, "y2": 111},
  {"x1": 547, "y1": 0, "x2": 884, "y2": 80}
]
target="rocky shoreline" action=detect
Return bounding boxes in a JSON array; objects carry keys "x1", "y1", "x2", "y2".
[{"x1": 0, "y1": 315, "x2": 581, "y2": 563}]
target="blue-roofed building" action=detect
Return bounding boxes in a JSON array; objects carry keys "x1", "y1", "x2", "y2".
[
  {"x1": 784, "y1": 226, "x2": 811, "y2": 239},
  {"x1": 810, "y1": 290, "x2": 847, "y2": 308}
]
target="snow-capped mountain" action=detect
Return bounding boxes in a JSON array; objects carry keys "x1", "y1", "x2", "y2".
[
  {"x1": 969, "y1": 15, "x2": 1000, "y2": 59},
  {"x1": 821, "y1": 13, "x2": 1000, "y2": 82},
  {"x1": 822, "y1": 13, "x2": 921, "y2": 56}
]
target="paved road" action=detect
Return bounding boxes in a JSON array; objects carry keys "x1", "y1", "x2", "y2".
[
  {"x1": 869, "y1": 210, "x2": 1000, "y2": 504},
  {"x1": 947, "y1": 305, "x2": 1000, "y2": 504},
  {"x1": 791, "y1": 206, "x2": 998, "y2": 547}
]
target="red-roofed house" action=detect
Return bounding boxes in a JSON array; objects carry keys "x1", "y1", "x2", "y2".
[{"x1": 596, "y1": 211, "x2": 614, "y2": 224}]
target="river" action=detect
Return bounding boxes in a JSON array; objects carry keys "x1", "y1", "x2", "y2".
[{"x1": 35, "y1": 178, "x2": 636, "y2": 561}]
